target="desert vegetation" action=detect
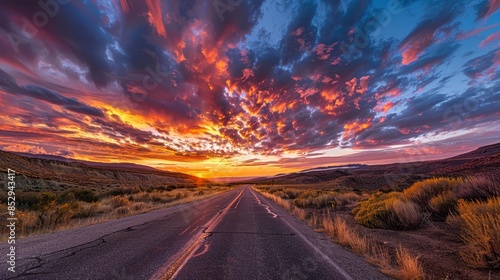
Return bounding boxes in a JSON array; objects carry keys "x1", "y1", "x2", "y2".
[
  {"x1": 0, "y1": 185, "x2": 230, "y2": 238},
  {"x1": 257, "y1": 187, "x2": 424, "y2": 279},
  {"x1": 449, "y1": 197, "x2": 500, "y2": 269},
  {"x1": 255, "y1": 173, "x2": 500, "y2": 279}
]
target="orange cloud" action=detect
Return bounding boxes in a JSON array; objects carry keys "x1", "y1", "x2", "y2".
[
  {"x1": 375, "y1": 101, "x2": 396, "y2": 113},
  {"x1": 4, "y1": 144, "x2": 48, "y2": 154},
  {"x1": 343, "y1": 119, "x2": 372, "y2": 141},
  {"x1": 146, "y1": 0, "x2": 166, "y2": 37},
  {"x1": 401, "y1": 48, "x2": 420, "y2": 65}
]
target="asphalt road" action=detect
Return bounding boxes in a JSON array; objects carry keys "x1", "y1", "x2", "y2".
[{"x1": 1, "y1": 186, "x2": 389, "y2": 280}]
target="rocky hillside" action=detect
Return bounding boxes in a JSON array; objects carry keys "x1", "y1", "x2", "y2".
[
  {"x1": 0, "y1": 151, "x2": 205, "y2": 192},
  {"x1": 244, "y1": 142, "x2": 500, "y2": 190}
]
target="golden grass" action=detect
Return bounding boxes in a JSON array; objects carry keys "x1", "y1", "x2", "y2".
[
  {"x1": 455, "y1": 174, "x2": 500, "y2": 201},
  {"x1": 354, "y1": 177, "x2": 472, "y2": 228},
  {"x1": 1, "y1": 186, "x2": 230, "y2": 239},
  {"x1": 391, "y1": 199, "x2": 424, "y2": 229},
  {"x1": 325, "y1": 216, "x2": 368, "y2": 253},
  {"x1": 451, "y1": 197, "x2": 500, "y2": 268},
  {"x1": 353, "y1": 192, "x2": 424, "y2": 230},
  {"x1": 321, "y1": 213, "x2": 424, "y2": 279},
  {"x1": 403, "y1": 177, "x2": 462, "y2": 207},
  {"x1": 391, "y1": 246, "x2": 425, "y2": 280},
  {"x1": 256, "y1": 186, "x2": 365, "y2": 210},
  {"x1": 292, "y1": 207, "x2": 308, "y2": 220},
  {"x1": 255, "y1": 187, "x2": 425, "y2": 280},
  {"x1": 260, "y1": 191, "x2": 293, "y2": 211},
  {"x1": 428, "y1": 191, "x2": 457, "y2": 219},
  {"x1": 294, "y1": 191, "x2": 337, "y2": 209},
  {"x1": 368, "y1": 243, "x2": 391, "y2": 271}
]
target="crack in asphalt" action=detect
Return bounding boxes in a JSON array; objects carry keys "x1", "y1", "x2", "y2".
[
  {"x1": 4, "y1": 190, "x2": 240, "y2": 280},
  {"x1": 9, "y1": 238, "x2": 107, "y2": 279},
  {"x1": 7, "y1": 217, "x2": 181, "y2": 279}
]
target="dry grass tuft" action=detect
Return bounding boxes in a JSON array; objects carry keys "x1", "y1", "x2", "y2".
[
  {"x1": 392, "y1": 246, "x2": 425, "y2": 280},
  {"x1": 455, "y1": 174, "x2": 500, "y2": 201},
  {"x1": 327, "y1": 216, "x2": 368, "y2": 253},
  {"x1": 391, "y1": 199, "x2": 425, "y2": 229},
  {"x1": 322, "y1": 212, "x2": 424, "y2": 279},
  {"x1": 428, "y1": 191, "x2": 457, "y2": 220},
  {"x1": 255, "y1": 187, "x2": 426, "y2": 280},
  {"x1": 292, "y1": 207, "x2": 307, "y2": 220},
  {"x1": 335, "y1": 192, "x2": 367, "y2": 208},
  {"x1": 451, "y1": 197, "x2": 500, "y2": 268}
]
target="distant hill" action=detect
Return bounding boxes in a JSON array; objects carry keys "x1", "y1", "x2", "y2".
[
  {"x1": 247, "y1": 170, "x2": 351, "y2": 185},
  {"x1": 13, "y1": 152, "x2": 158, "y2": 172},
  {"x1": 210, "y1": 176, "x2": 260, "y2": 183},
  {"x1": 445, "y1": 142, "x2": 500, "y2": 160},
  {"x1": 243, "y1": 142, "x2": 500, "y2": 190},
  {"x1": 0, "y1": 150, "x2": 205, "y2": 192}
]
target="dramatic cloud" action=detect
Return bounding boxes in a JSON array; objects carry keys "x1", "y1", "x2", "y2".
[
  {"x1": 0, "y1": 0, "x2": 498, "y2": 177},
  {"x1": 476, "y1": 0, "x2": 500, "y2": 20}
]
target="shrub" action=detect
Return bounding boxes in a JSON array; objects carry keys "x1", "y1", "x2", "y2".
[
  {"x1": 38, "y1": 202, "x2": 79, "y2": 229},
  {"x1": 150, "y1": 193, "x2": 176, "y2": 203},
  {"x1": 455, "y1": 174, "x2": 500, "y2": 201},
  {"x1": 334, "y1": 192, "x2": 365, "y2": 208},
  {"x1": 452, "y1": 197, "x2": 500, "y2": 268},
  {"x1": 16, "y1": 192, "x2": 46, "y2": 211},
  {"x1": 283, "y1": 189, "x2": 303, "y2": 199},
  {"x1": 403, "y1": 177, "x2": 462, "y2": 208},
  {"x1": 175, "y1": 192, "x2": 187, "y2": 200},
  {"x1": 115, "y1": 206, "x2": 130, "y2": 215},
  {"x1": 353, "y1": 192, "x2": 424, "y2": 230},
  {"x1": 299, "y1": 190, "x2": 321, "y2": 198},
  {"x1": 294, "y1": 191, "x2": 336, "y2": 209},
  {"x1": 57, "y1": 191, "x2": 76, "y2": 204},
  {"x1": 391, "y1": 199, "x2": 424, "y2": 229},
  {"x1": 72, "y1": 203, "x2": 98, "y2": 219},
  {"x1": 104, "y1": 187, "x2": 141, "y2": 197},
  {"x1": 131, "y1": 202, "x2": 147, "y2": 212},
  {"x1": 111, "y1": 196, "x2": 130, "y2": 208},
  {"x1": 74, "y1": 190, "x2": 99, "y2": 203},
  {"x1": 428, "y1": 191, "x2": 457, "y2": 220},
  {"x1": 96, "y1": 203, "x2": 113, "y2": 214},
  {"x1": 292, "y1": 207, "x2": 307, "y2": 220},
  {"x1": 274, "y1": 189, "x2": 303, "y2": 199},
  {"x1": 268, "y1": 187, "x2": 284, "y2": 194},
  {"x1": 17, "y1": 211, "x2": 39, "y2": 235}
]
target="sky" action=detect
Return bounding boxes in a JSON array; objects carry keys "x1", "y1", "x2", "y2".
[{"x1": 0, "y1": 0, "x2": 499, "y2": 178}]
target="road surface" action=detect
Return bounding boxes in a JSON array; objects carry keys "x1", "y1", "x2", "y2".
[{"x1": 1, "y1": 186, "x2": 388, "y2": 279}]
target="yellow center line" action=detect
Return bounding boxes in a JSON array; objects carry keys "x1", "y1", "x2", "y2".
[{"x1": 150, "y1": 187, "x2": 246, "y2": 280}]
